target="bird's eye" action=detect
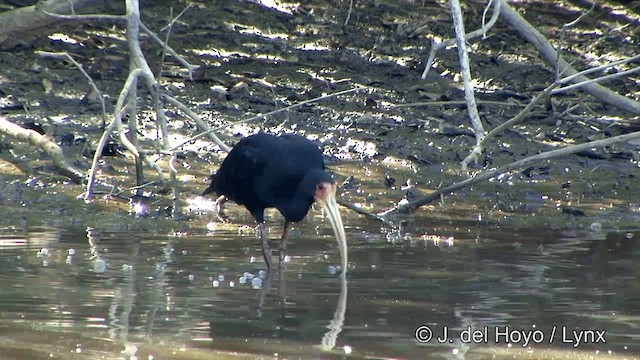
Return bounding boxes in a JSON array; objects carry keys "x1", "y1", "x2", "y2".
[{"x1": 317, "y1": 184, "x2": 325, "y2": 191}]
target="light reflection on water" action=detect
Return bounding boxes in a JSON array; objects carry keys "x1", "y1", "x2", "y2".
[{"x1": 0, "y1": 221, "x2": 638, "y2": 359}]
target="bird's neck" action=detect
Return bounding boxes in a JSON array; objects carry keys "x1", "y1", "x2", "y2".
[
  {"x1": 281, "y1": 193, "x2": 314, "y2": 223},
  {"x1": 278, "y1": 174, "x2": 318, "y2": 223}
]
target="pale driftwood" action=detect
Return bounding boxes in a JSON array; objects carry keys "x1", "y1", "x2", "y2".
[
  {"x1": 450, "y1": 0, "x2": 486, "y2": 170},
  {"x1": 381, "y1": 130, "x2": 640, "y2": 217},
  {"x1": 0, "y1": 116, "x2": 84, "y2": 183},
  {"x1": 0, "y1": 0, "x2": 94, "y2": 49},
  {"x1": 500, "y1": 1, "x2": 640, "y2": 115}
]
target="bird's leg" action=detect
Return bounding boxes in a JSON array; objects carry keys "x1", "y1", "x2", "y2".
[
  {"x1": 258, "y1": 222, "x2": 273, "y2": 270},
  {"x1": 279, "y1": 220, "x2": 291, "y2": 268}
]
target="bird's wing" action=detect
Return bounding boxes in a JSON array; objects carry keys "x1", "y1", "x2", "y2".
[{"x1": 215, "y1": 138, "x2": 268, "y2": 204}]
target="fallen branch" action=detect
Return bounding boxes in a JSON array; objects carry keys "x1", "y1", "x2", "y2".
[
  {"x1": 382, "y1": 130, "x2": 640, "y2": 216},
  {"x1": 500, "y1": 0, "x2": 640, "y2": 114},
  {"x1": 460, "y1": 53, "x2": 640, "y2": 171},
  {"x1": 0, "y1": 0, "x2": 95, "y2": 49},
  {"x1": 336, "y1": 199, "x2": 395, "y2": 227},
  {"x1": 450, "y1": 0, "x2": 486, "y2": 168},
  {"x1": 0, "y1": 116, "x2": 85, "y2": 183}
]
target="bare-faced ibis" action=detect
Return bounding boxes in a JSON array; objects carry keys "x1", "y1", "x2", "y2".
[{"x1": 203, "y1": 133, "x2": 347, "y2": 274}]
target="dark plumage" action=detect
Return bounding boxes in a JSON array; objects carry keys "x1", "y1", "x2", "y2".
[{"x1": 203, "y1": 133, "x2": 347, "y2": 273}]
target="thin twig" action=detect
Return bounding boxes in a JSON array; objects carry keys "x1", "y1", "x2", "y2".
[
  {"x1": 140, "y1": 21, "x2": 199, "y2": 77},
  {"x1": 344, "y1": 0, "x2": 354, "y2": 26},
  {"x1": 552, "y1": 66, "x2": 640, "y2": 95},
  {"x1": 422, "y1": 0, "x2": 501, "y2": 79},
  {"x1": 85, "y1": 68, "x2": 145, "y2": 199},
  {"x1": 394, "y1": 100, "x2": 528, "y2": 108},
  {"x1": 162, "y1": 94, "x2": 230, "y2": 152},
  {"x1": 555, "y1": 1, "x2": 597, "y2": 78},
  {"x1": 337, "y1": 198, "x2": 395, "y2": 227},
  {"x1": 41, "y1": 10, "x2": 126, "y2": 21},
  {"x1": 36, "y1": 51, "x2": 109, "y2": 128}
]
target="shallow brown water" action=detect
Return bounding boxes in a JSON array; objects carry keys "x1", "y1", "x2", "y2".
[{"x1": 0, "y1": 214, "x2": 638, "y2": 360}]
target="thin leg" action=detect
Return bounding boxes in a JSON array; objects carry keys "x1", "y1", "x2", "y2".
[
  {"x1": 279, "y1": 220, "x2": 291, "y2": 268},
  {"x1": 258, "y1": 222, "x2": 273, "y2": 270}
]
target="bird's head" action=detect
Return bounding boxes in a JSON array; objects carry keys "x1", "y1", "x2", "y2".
[{"x1": 309, "y1": 172, "x2": 347, "y2": 276}]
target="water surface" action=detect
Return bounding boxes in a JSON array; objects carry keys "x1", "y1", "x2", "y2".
[{"x1": 0, "y1": 215, "x2": 638, "y2": 359}]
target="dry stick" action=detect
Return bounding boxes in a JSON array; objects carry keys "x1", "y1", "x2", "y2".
[
  {"x1": 169, "y1": 152, "x2": 180, "y2": 219},
  {"x1": 82, "y1": 0, "x2": 164, "y2": 199},
  {"x1": 124, "y1": 0, "x2": 147, "y2": 192},
  {"x1": 36, "y1": 51, "x2": 108, "y2": 127},
  {"x1": 554, "y1": 1, "x2": 597, "y2": 79},
  {"x1": 394, "y1": 100, "x2": 528, "y2": 108},
  {"x1": 85, "y1": 69, "x2": 144, "y2": 200},
  {"x1": 422, "y1": 0, "x2": 501, "y2": 79},
  {"x1": 153, "y1": 7, "x2": 175, "y2": 152},
  {"x1": 124, "y1": 0, "x2": 169, "y2": 150},
  {"x1": 140, "y1": 22, "x2": 199, "y2": 78},
  {"x1": 552, "y1": 54, "x2": 640, "y2": 90},
  {"x1": 551, "y1": 66, "x2": 640, "y2": 95},
  {"x1": 460, "y1": 84, "x2": 558, "y2": 172},
  {"x1": 162, "y1": 94, "x2": 230, "y2": 152},
  {"x1": 500, "y1": 0, "x2": 640, "y2": 115},
  {"x1": 0, "y1": 116, "x2": 85, "y2": 183},
  {"x1": 382, "y1": 130, "x2": 640, "y2": 216},
  {"x1": 41, "y1": 10, "x2": 126, "y2": 21},
  {"x1": 450, "y1": 0, "x2": 486, "y2": 169},
  {"x1": 461, "y1": 54, "x2": 640, "y2": 171},
  {"x1": 337, "y1": 198, "x2": 395, "y2": 227},
  {"x1": 344, "y1": 0, "x2": 354, "y2": 26},
  {"x1": 151, "y1": 5, "x2": 193, "y2": 152}
]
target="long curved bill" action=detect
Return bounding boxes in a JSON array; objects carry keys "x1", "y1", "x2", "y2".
[{"x1": 316, "y1": 182, "x2": 347, "y2": 276}]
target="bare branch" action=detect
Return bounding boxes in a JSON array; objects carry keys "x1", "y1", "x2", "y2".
[
  {"x1": 0, "y1": 116, "x2": 85, "y2": 183},
  {"x1": 162, "y1": 94, "x2": 231, "y2": 152},
  {"x1": 552, "y1": 66, "x2": 640, "y2": 95},
  {"x1": 140, "y1": 22, "x2": 200, "y2": 77},
  {"x1": 36, "y1": 51, "x2": 108, "y2": 127},
  {"x1": 385, "y1": 130, "x2": 640, "y2": 216},
  {"x1": 422, "y1": 0, "x2": 501, "y2": 79},
  {"x1": 500, "y1": 0, "x2": 640, "y2": 114},
  {"x1": 450, "y1": 0, "x2": 486, "y2": 169}
]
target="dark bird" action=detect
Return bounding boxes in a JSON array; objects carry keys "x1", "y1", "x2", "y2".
[{"x1": 203, "y1": 133, "x2": 347, "y2": 273}]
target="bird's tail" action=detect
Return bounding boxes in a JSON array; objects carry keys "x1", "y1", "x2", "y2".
[{"x1": 202, "y1": 173, "x2": 218, "y2": 196}]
